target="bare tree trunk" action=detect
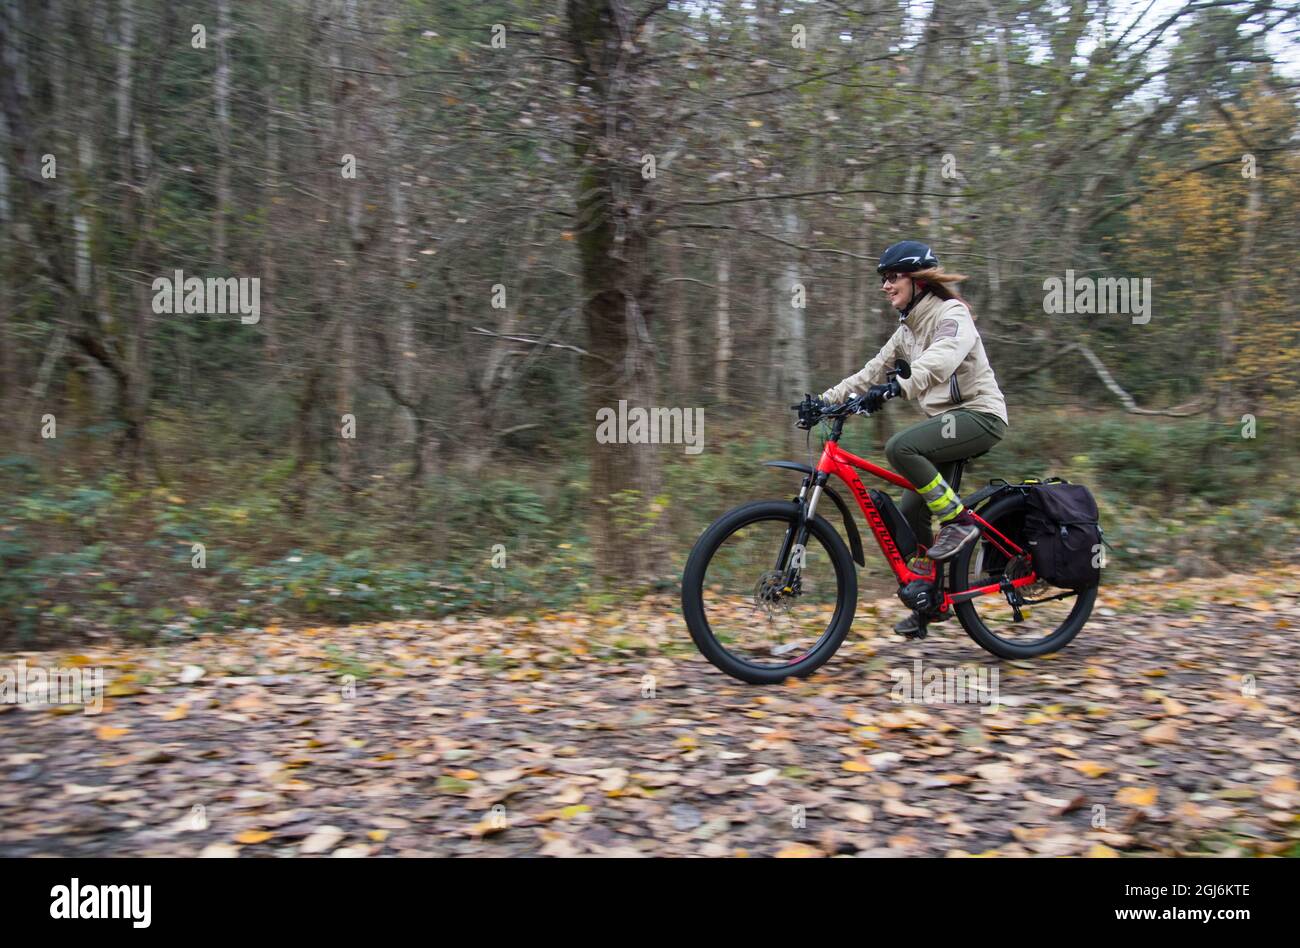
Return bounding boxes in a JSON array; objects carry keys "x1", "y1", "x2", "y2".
[
  {"x1": 713, "y1": 235, "x2": 731, "y2": 401},
  {"x1": 774, "y1": 209, "x2": 808, "y2": 453},
  {"x1": 666, "y1": 229, "x2": 688, "y2": 400},
  {"x1": 0, "y1": 50, "x2": 12, "y2": 436},
  {"x1": 333, "y1": 0, "x2": 360, "y2": 496},
  {"x1": 569, "y1": 0, "x2": 666, "y2": 584},
  {"x1": 117, "y1": 0, "x2": 158, "y2": 482},
  {"x1": 337, "y1": 319, "x2": 355, "y2": 489},
  {"x1": 1216, "y1": 171, "x2": 1261, "y2": 420},
  {"x1": 213, "y1": 0, "x2": 231, "y2": 266},
  {"x1": 262, "y1": 60, "x2": 281, "y2": 361},
  {"x1": 848, "y1": 200, "x2": 873, "y2": 378},
  {"x1": 287, "y1": 365, "x2": 321, "y2": 518}
]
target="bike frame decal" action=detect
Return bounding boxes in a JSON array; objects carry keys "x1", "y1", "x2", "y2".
[{"x1": 814, "y1": 439, "x2": 1033, "y2": 609}]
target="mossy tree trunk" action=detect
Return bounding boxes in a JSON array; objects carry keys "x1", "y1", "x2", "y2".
[{"x1": 568, "y1": 0, "x2": 667, "y2": 585}]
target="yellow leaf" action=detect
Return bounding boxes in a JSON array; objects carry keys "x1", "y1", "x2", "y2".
[
  {"x1": 367, "y1": 830, "x2": 389, "y2": 842},
  {"x1": 1161, "y1": 696, "x2": 1188, "y2": 716},
  {"x1": 775, "y1": 843, "x2": 821, "y2": 858},
  {"x1": 558, "y1": 804, "x2": 591, "y2": 819},
  {"x1": 841, "y1": 760, "x2": 873, "y2": 773},
  {"x1": 1087, "y1": 843, "x2": 1120, "y2": 858},
  {"x1": 96, "y1": 725, "x2": 130, "y2": 741},
  {"x1": 162, "y1": 702, "x2": 190, "y2": 721},
  {"x1": 1142, "y1": 723, "x2": 1179, "y2": 745},
  {"x1": 935, "y1": 773, "x2": 972, "y2": 785},
  {"x1": 234, "y1": 830, "x2": 273, "y2": 844},
  {"x1": 1065, "y1": 760, "x2": 1112, "y2": 778},
  {"x1": 1116, "y1": 786, "x2": 1158, "y2": 807}
]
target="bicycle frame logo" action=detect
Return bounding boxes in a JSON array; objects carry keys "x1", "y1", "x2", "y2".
[{"x1": 811, "y1": 439, "x2": 1038, "y2": 610}]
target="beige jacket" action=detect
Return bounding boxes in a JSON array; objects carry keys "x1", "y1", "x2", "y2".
[{"x1": 821, "y1": 292, "x2": 1008, "y2": 424}]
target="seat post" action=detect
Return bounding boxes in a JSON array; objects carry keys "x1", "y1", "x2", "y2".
[{"x1": 951, "y1": 459, "x2": 966, "y2": 496}]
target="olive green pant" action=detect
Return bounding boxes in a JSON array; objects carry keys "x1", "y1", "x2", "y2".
[{"x1": 884, "y1": 410, "x2": 1007, "y2": 547}]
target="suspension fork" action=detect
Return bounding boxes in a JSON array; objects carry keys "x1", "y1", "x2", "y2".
[{"x1": 773, "y1": 472, "x2": 823, "y2": 574}]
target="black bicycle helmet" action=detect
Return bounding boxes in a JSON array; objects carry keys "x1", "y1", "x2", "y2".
[{"x1": 877, "y1": 240, "x2": 938, "y2": 274}]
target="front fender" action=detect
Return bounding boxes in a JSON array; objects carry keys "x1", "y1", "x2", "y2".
[{"x1": 762, "y1": 461, "x2": 865, "y2": 567}]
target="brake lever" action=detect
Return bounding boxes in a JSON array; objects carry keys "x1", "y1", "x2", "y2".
[
  {"x1": 792, "y1": 394, "x2": 822, "y2": 430},
  {"x1": 843, "y1": 393, "x2": 871, "y2": 416}
]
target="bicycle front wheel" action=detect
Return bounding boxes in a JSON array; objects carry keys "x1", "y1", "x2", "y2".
[{"x1": 681, "y1": 500, "x2": 857, "y2": 684}]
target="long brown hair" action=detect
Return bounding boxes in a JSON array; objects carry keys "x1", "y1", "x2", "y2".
[{"x1": 910, "y1": 267, "x2": 975, "y2": 320}]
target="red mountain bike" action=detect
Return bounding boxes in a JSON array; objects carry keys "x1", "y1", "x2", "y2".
[{"x1": 681, "y1": 360, "x2": 1097, "y2": 684}]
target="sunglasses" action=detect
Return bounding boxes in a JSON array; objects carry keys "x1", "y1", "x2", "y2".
[{"x1": 880, "y1": 270, "x2": 909, "y2": 286}]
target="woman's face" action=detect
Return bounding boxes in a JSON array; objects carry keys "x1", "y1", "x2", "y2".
[{"x1": 880, "y1": 270, "x2": 911, "y2": 310}]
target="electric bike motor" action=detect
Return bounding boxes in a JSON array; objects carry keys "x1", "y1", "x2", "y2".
[{"x1": 898, "y1": 578, "x2": 939, "y2": 613}]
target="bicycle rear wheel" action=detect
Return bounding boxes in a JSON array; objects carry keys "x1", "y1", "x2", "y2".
[
  {"x1": 681, "y1": 500, "x2": 857, "y2": 684},
  {"x1": 950, "y1": 492, "x2": 1096, "y2": 659}
]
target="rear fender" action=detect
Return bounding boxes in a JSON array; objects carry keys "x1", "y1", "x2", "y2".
[{"x1": 763, "y1": 461, "x2": 865, "y2": 567}]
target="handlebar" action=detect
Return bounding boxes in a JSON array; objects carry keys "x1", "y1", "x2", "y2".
[
  {"x1": 792, "y1": 358, "x2": 911, "y2": 430},
  {"x1": 791, "y1": 391, "x2": 891, "y2": 429}
]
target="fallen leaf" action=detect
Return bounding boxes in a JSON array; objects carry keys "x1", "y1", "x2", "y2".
[
  {"x1": 1142, "y1": 723, "x2": 1179, "y2": 745},
  {"x1": 775, "y1": 842, "x2": 821, "y2": 858},
  {"x1": 1065, "y1": 760, "x2": 1112, "y2": 778},
  {"x1": 1116, "y1": 786, "x2": 1158, "y2": 807},
  {"x1": 882, "y1": 799, "x2": 933, "y2": 818},
  {"x1": 162, "y1": 702, "x2": 190, "y2": 721},
  {"x1": 300, "y1": 825, "x2": 345, "y2": 854},
  {"x1": 200, "y1": 843, "x2": 240, "y2": 858}
]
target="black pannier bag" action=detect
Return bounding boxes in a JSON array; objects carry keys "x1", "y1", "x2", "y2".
[{"x1": 1023, "y1": 482, "x2": 1102, "y2": 589}]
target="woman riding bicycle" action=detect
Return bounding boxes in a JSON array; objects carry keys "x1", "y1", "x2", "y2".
[{"x1": 819, "y1": 240, "x2": 1008, "y2": 636}]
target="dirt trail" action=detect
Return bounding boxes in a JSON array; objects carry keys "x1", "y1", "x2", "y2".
[{"x1": 2, "y1": 567, "x2": 1298, "y2": 857}]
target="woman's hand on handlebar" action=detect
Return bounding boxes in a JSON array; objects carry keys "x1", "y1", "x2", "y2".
[
  {"x1": 792, "y1": 380, "x2": 900, "y2": 427},
  {"x1": 864, "y1": 379, "x2": 901, "y2": 411}
]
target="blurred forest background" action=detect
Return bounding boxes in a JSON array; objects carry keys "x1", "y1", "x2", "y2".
[{"x1": 1, "y1": 0, "x2": 1297, "y2": 643}]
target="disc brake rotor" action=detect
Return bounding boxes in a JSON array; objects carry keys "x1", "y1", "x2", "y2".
[{"x1": 753, "y1": 569, "x2": 799, "y2": 619}]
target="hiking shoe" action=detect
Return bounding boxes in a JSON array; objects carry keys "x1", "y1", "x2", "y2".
[
  {"x1": 894, "y1": 611, "x2": 927, "y2": 639},
  {"x1": 927, "y1": 513, "x2": 980, "y2": 561}
]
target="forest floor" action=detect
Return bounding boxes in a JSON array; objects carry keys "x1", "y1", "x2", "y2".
[{"x1": 2, "y1": 565, "x2": 1298, "y2": 858}]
